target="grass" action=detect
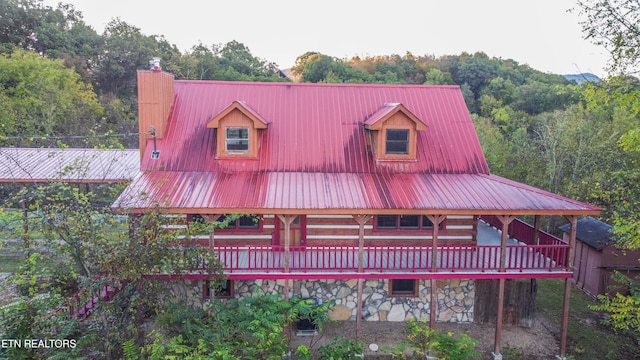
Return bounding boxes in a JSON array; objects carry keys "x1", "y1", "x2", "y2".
[{"x1": 536, "y1": 278, "x2": 640, "y2": 360}]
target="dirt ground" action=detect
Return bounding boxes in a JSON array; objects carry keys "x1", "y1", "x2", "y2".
[{"x1": 288, "y1": 314, "x2": 559, "y2": 359}]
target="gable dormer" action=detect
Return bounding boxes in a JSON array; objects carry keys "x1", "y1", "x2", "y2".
[
  {"x1": 207, "y1": 101, "x2": 268, "y2": 158},
  {"x1": 364, "y1": 103, "x2": 427, "y2": 161}
]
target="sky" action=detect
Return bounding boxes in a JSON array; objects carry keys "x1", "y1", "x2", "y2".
[{"x1": 43, "y1": 0, "x2": 610, "y2": 77}]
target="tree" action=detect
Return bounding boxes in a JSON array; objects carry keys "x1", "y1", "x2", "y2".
[
  {"x1": 93, "y1": 19, "x2": 181, "y2": 98},
  {"x1": 0, "y1": 0, "x2": 102, "y2": 81},
  {"x1": 0, "y1": 49, "x2": 103, "y2": 147},
  {"x1": 0, "y1": 179, "x2": 225, "y2": 359},
  {"x1": 577, "y1": 0, "x2": 640, "y2": 74},
  {"x1": 218, "y1": 40, "x2": 280, "y2": 79}
]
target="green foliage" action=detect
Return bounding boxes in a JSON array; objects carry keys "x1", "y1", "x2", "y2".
[
  {"x1": 0, "y1": 253, "x2": 83, "y2": 360},
  {"x1": 577, "y1": 0, "x2": 640, "y2": 74},
  {"x1": 385, "y1": 320, "x2": 479, "y2": 360},
  {"x1": 317, "y1": 335, "x2": 365, "y2": 359},
  {"x1": 590, "y1": 272, "x2": 640, "y2": 344},
  {"x1": 143, "y1": 295, "x2": 335, "y2": 359},
  {"x1": 0, "y1": 49, "x2": 103, "y2": 147}
]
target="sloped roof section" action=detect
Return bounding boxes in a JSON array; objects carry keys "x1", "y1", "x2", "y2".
[
  {"x1": 0, "y1": 148, "x2": 139, "y2": 183},
  {"x1": 117, "y1": 79, "x2": 600, "y2": 215},
  {"x1": 140, "y1": 81, "x2": 489, "y2": 174},
  {"x1": 114, "y1": 171, "x2": 600, "y2": 215},
  {"x1": 559, "y1": 217, "x2": 615, "y2": 250}
]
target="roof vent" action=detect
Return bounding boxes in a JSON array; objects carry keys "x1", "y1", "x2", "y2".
[{"x1": 149, "y1": 57, "x2": 161, "y2": 72}]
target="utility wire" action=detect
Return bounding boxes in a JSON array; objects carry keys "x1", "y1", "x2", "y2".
[{"x1": 1, "y1": 132, "x2": 141, "y2": 140}]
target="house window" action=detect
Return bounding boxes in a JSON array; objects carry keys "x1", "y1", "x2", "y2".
[
  {"x1": 390, "y1": 279, "x2": 418, "y2": 297},
  {"x1": 375, "y1": 215, "x2": 443, "y2": 231},
  {"x1": 203, "y1": 280, "x2": 234, "y2": 299},
  {"x1": 376, "y1": 215, "x2": 398, "y2": 229},
  {"x1": 385, "y1": 129, "x2": 409, "y2": 154},
  {"x1": 188, "y1": 214, "x2": 207, "y2": 224},
  {"x1": 226, "y1": 127, "x2": 249, "y2": 152},
  {"x1": 218, "y1": 215, "x2": 260, "y2": 230}
]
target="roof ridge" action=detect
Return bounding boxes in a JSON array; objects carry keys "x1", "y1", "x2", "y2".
[{"x1": 174, "y1": 79, "x2": 460, "y2": 89}]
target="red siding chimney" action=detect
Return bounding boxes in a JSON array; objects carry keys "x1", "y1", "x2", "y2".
[{"x1": 137, "y1": 69, "x2": 174, "y2": 160}]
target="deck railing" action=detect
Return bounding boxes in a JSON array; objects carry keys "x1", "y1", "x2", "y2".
[
  {"x1": 480, "y1": 216, "x2": 567, "y2": 246},
  {"x1": 211, "y1": 244, "x2": 569, "y2": 273}
]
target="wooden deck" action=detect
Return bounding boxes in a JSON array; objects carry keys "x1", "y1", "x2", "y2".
[{"x1": 191, "y1": 221, "x2": 571, "y2": 280}]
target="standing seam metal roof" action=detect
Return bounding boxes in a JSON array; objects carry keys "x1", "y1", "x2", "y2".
[{"x1": 115, "y1": 79, "x2": 599, "y2": 214}]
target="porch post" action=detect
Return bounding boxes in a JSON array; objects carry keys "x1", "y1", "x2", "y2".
[
  {"x1": 201, "y1": 215, "x2": 222, "y2": 271},
  {"x1": 201, "y1": 214, "x2": 222, "y2": 249},
  {"x1": 533, "y1": 215, "x2": 541, "y2": 245},
  {"x1": 353, "y1": 215, "x2": 371, "y2": 337},
  {"x1": 558, "y1": 215, "x2": 577, "y2": 359},
  {"x1": 20, "y1": 184, "x2": 30, "y2": 257},
  {"x1": 427, "y1": 215, "x2": 446, "y2": 327},
  {"x1": 276, "y1": 215, "x2": 296, "y2": 299},
  {"x1": 493, "y1": 215, "x2": 516, "y2": 359}
]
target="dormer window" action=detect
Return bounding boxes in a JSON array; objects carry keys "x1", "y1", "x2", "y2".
[
  {"x1": 207, "y1": 101, "x2": 269, "y2": 159},
  {"x1": 385, "y1": 129, "x2": 409, "y2": 155},
  {"x1": 364, "y1": 103, "x2": 427, "y2": 161},
  {"x1": 226, "y1": 127, "x2": 249, "y2": 152}
]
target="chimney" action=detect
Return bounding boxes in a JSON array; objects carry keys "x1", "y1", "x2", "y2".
[{"x1": 137, "y1": 58, "x2": 174, "y2": 160}]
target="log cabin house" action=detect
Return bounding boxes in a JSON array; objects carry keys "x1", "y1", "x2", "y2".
[{"x1": 113, "y1": 65, "x2": 601, "y2": 359}]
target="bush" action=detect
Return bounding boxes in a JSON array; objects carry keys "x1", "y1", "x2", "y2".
[{"x1": 386, "y1": 319, "x2": 480, "y2": 360}]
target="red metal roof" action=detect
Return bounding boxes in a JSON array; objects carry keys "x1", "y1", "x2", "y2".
[
  {"x1": 140, "y1": 81, "x2": 489, "y2": 174},
  {"x1": 115, "y1": 171, "x2": 599, "y2": 215},
  {"x1": 116, "y1": 79, "x2": 599, "y2": 215},
  {"x1": 0, "y1": 148, "x2": 139, "y2": 183}
]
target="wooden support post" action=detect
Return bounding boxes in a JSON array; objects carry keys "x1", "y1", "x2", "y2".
[
  {"x1": 353, "y1": 215, "x2": 371, "y2": 336},
  {"x1": 357, "y1": 278, "x2": 364, "y2": 336},
  {"x1": 430, "y1": 279, "x2": 437, "y2": 327},
  {"x1": 426, "y1": 215, "x2": 445, "y2": 327},
  {"x1": 493, "y1": 215, "x2": 516, "y2": 358},
  {"x1": 497, "y1": 215, "x2": 517, "y2": 272},
  {"x1": 533, "y1": 215, "x2": 541, "y2": 245},
  {"x1": 277, "y1": 215, "x2": 296, "y2": 300},
  {"x1": 559, "y1": 215, "x2": 577, "y2": 358},
  {"x1": 201, "y1": 215, "x2": 221, "y2": 271},
  {"x1": 201, "y1": 214, "x2": 222, "y2": 250},
  {"x1": 20, "y1": 184, "x2": 30, "y2": 257}
]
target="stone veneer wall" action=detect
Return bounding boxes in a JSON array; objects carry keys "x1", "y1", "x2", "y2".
[{"x1": 182, "y1": 279, "x2": 474, "y2": 323}]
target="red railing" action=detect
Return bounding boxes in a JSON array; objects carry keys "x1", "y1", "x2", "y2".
[
  {"x1": 480, "y1": 216, "x2": 567, "y2": 246},
  {"x1": 210, "y1": 244, "x2": 569, "y2": 273}
]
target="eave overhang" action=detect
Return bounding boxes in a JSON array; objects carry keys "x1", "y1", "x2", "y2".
[
  {"x1": 207, "y1": 100, "x2": 268, "y2": 129},
  {"x1": 364, "y1": 103, "x2": 427, "y2": 131}
]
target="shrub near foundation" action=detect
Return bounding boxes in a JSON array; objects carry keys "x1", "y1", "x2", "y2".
[{"x1": 385, "y1": 319, "x2": 480, "y2": 360}]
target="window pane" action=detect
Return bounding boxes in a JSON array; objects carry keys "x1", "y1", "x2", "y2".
[
  {"x1": 238, "y1": 215, "x2": 259, "y2": 229},
  {"x1": 190, "y1": 214, "x2": 206, "y2": 224},
  {"x1": 217, "y1": 280, "x2": 233, "y2": 298},
  {"x1": 226, "y1": 128, "x2": 249, "y2": 151},
  {"x1": 422, "y1": 215, "x2": 434, "y2": 229},
  {"x1": 386, "y1": 129, "x2": 409, "y2": 154},
  {"x1": 391, "y1": 279, "x2": 416, "y2": 295},
  {"x1": 399, "y1": 215, "x2": 420, "y2": 229},
  {"x1": 377, "y1": 215, "x2": 398, "y2": 229}
]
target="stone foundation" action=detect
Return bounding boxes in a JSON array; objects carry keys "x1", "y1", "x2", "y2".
[
  {"x1": 172, "y1": 279, "x2": 476, "y2": 323},
  {"x1": 176, "y1": 278, "x2": 475, "y2": 323}
]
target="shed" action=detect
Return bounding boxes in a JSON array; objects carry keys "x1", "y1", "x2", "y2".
[{"x1": 560, "y1": 217, "x2": 640, "y2": 297}]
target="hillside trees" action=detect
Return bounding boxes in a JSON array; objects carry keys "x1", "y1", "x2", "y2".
[
  {"x1": 577, "y1": 0, "x2": 640, "y2": 342},
  {"x1": 0, "y1": 50, "x2": 103, "y2": 147},
  {"x1": 0, "y1": 0, "x2": 102, "y2": 80}
]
